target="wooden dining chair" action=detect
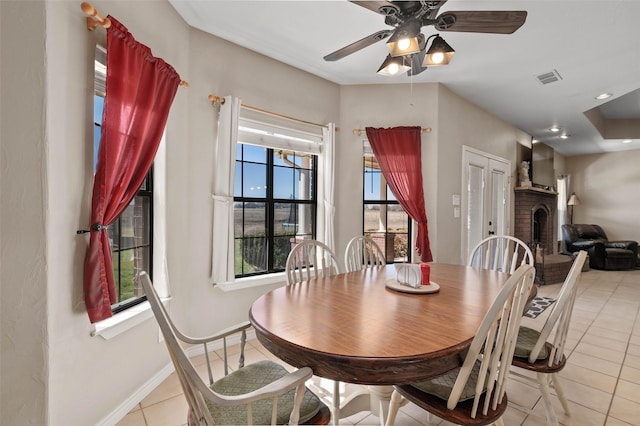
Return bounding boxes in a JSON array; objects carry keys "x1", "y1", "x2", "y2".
[
  {"x1": 468, "y1": 235, "x2": 534, "y2": 274},
  {"x1": 285, "y1": 239, "x2": 339, "y2": 285},
  {"x1": 139, "y1": 271, "x2": 330, "y2": 425},
  {"x1": 510, "y1": 250, "x2": 587, "y2": 426},
  {"x1": 385, "y1": 264, "x2": 536, "y2": 426},
  {"x1": 344, "y1": 235, "x2": 385, "y2": 272},
  {"x1": 285, "y1": 240, "x2": 345, "y2": 425}
]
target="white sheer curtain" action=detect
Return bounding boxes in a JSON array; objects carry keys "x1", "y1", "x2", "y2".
[
  {"x1": 211, "y1": 96, "x2": 241, "y2": 285},
  {"x1": 321, "y1": 123, "x2": 336, "y2": 252},
  {"x1": 557, "y1": 175, "x2": 569, "y2": 252},
  {"x1": 153, "y1": 134, "x2": 170, "y2": 295}
]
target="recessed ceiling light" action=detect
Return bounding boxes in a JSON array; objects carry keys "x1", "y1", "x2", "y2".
[
  {"x1": 595, "y1": 93, "x2": 612, "y2": 100},
  {"x1": 623, "y1": 139, "x2": 633, "y2": 144},
  {"x1": 549, "y1": 126, "x2": 561, "y2": 132},
  {"x1": 532, "y1": 139, "x2": 540, "y2": 144},
  {"x1": 560, "y1": 134, "x2": 569, "y2": 139}
]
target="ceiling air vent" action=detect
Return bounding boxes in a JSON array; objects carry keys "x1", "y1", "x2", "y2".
[{"x1": 536, "y1": 69, "x2": 563, "y2": 85}]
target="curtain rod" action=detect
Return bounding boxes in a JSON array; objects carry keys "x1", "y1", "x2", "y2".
[
  {"x1": 353, "y1": 127, "x2": 432, "y2": 136},
  {"x1": 208, "y1": 94, "x2": 332, "y2": 130},
  {"x1": 81, "y1": 2, "x2": 189, "y2": 88}
]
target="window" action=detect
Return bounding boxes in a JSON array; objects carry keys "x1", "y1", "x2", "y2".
[
  {"x1": 363, "y1": 154, "x2": 411, "y2": 263},
  {"x1": 234, "y1": 143, "x2": 317, "y2": 277},
  {"x1": 94, "y1": 45, "x2": 153, "y2": 313}
]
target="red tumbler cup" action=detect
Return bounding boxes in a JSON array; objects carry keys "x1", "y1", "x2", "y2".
[{"x1": 420, "y1": 263, "x2": 430, "y2": 286}]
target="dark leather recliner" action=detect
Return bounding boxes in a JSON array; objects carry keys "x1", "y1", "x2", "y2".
[{"x1": 562, "y1": 224, "x2": 638, "y2": 270}]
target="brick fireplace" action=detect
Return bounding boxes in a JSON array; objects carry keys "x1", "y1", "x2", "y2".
[
  {"x1": 514, "y1": 187, "x2": 557, "y2": 253},
  {"x1": 514, "y1": 187, "x2": 573, "y2": 284}
]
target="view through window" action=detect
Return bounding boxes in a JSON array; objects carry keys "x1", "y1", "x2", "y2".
[
  {"x1": 363, "y1": 154, "x2": 410, "y2": 263},
  {"x1": 233, "y1": 131, "x2": 317, "y2": 277}
]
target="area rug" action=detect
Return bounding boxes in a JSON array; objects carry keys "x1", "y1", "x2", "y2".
[{"x1": 524, "y1": 296, "x2": 556, "y2": 319}]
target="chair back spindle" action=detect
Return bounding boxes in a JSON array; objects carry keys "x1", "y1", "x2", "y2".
[
  {"x1": 139, "y1": 271, "x2": 328, "y2": 425},
  {"x1": 286, "y1": 240, "x2": 339, "y2": 285},
  {"x1": 386, "y1": 264, "x2": 535, "y2": 425},
  {"x1": 344, "y1": 235, "x2": 385, "y2": 272},
  {"x1": 468, "y1": 235, "x2": 534, "y2": 274},
  {"x1": 509, "y1": 251, "x2": 587, "y2": 425}
]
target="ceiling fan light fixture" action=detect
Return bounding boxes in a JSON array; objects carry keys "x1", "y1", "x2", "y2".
[
  {"x1": 407, "y1": 50, "x2": 428, "y2": 76},
  {"x1": 377, "y1": 54, "x2": 410, "y2": 76},
  {"x1": 387, "y1": 19, "x2": 422, "y2": 57},
  {"x1": 423, "y1": 35, "x2": 455, "y2": 66}
]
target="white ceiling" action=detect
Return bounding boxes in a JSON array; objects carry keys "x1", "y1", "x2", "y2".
[{"x1": 168, "y1": 0, "x2": 640, "y2": 156}]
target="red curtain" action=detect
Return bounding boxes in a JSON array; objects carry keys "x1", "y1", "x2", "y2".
[
  {"x1": 365, "y1": 126, "x2": 433, "y2": 262},
  {"x1": 84, "y1": 16, "x2": 181, "y2": 323}
]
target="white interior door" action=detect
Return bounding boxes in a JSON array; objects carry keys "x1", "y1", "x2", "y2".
[{"x1": 462, "y1": 147, "x2": 511, "y2": 263}]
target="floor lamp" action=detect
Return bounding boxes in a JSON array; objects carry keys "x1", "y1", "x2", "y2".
[{"x1": 568, "y1": 192, "x2": 580, "y2": 224}]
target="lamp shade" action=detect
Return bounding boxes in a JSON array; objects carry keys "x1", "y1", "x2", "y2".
[
  {"x1": 377, "y1": 54, "x2": 410, "y2": 76},
  {"x1": 387, "y1": 19, "x2": 422, "y2": 57},
  {"x1": 423, "y1": 35, "x2": 455, "y2": 66},
  {"x1": 567, "y1": 192, "x2": 581, "y2": 206}
]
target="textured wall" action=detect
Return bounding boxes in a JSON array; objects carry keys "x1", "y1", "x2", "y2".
[{"x1": 566, "y1": 150, "x2": 640, "y2": 243}]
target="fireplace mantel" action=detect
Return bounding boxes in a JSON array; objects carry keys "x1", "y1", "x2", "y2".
[{"x1": 514, "y1": 186, "x2": 558, "y2": 196}]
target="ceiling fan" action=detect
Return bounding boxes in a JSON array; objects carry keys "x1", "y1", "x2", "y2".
[{"x1": 324, "y1": 0, "x2": 527, "y2": 75}]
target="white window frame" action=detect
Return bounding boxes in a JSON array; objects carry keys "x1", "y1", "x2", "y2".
[{"x1": 216, "y1": 117, "x2": 332, "y2": 290}]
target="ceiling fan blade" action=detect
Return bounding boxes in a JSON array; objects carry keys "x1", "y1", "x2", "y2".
[
  {"x1": 349, "y1": 1, "x2": 401, "y2": 16},
  {"x1": 435, "y1": 11, "x2": 527, "y2": 34},
  {"x1": 324, "y1": 30, "x2": 393, "y2": 61}
]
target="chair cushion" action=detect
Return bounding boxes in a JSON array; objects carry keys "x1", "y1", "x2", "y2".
[
  {"x1": 514, "y1": 326, "x2": 548, "y2": 360},
  {"x1": 410, "y1": 360, "x2": 484, "y2": 402},
  {"x1": 208, "y1": 360, "x2": 322, "y2": 425}
]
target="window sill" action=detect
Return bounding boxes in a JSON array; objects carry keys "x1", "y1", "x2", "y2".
[
  {"x1": 91, "y1": 298, "x2": 171, "y2": 340},
  {"x1": 216, "y1": 272, "x2": 287, "y2": 292}
]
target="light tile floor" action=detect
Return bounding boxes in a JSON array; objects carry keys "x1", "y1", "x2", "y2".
[{"x1": 117, "y1": 267, "x2": 640, "y2": 426}]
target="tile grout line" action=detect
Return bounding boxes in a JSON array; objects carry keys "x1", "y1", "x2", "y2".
[
  {"x1": 551, "y1": 275, "x2": 619, "y2": 423},
  {"x1": 603, "y1": 285, "x2": 640, "y2": 423}
]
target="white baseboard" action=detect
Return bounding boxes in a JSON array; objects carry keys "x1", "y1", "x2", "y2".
[
  {"x1": 96, "y1": 361, "x2": 175, "y2": 426},
  {"x1": 98, "y1": 329, "x2": 258, "y2": 425}
]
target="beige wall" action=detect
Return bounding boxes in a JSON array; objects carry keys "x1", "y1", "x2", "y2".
[
  {"x1": 1, "y1": 0, "x2": 533, "y2": 424},
  {"x1": 1, "y1": 1, "x2": 48, "y2": 423},
  {"x1": 181, "y1": 27, "x2": 340, "y2": 336},
  {"x1": 1, "y1": 1, "x2": 339, "y2": 424},
  {"x1": 337, "y1": 83, "x2": 440, "y2": 265},
  {"x1": 566, "y1": 150, "x2": 640, "y2": 243},
  {"x1": 436, "y1": 85, "x2": 531, "y2": 262},
  {"x1": 337, "y1": 84, "x2": 531, "y2": 265}
]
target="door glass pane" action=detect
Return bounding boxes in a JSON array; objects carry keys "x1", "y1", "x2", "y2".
[
  {"x1": 491, "y1": 170, "x2": 506, "y2": 236},
  {"x1": 467, "y1": 164, "x2": 484, "y2": 258}
]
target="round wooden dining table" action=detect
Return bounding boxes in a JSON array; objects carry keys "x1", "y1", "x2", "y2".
[{"x1": 249, "y1": 263, "x2": 515, "y2": 386}]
